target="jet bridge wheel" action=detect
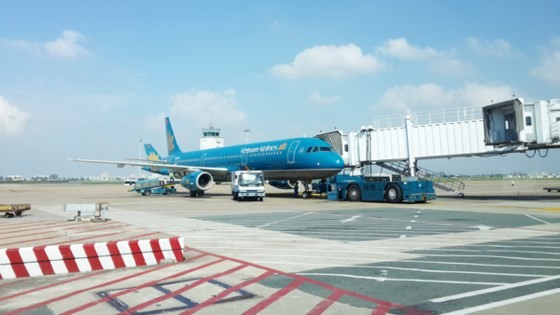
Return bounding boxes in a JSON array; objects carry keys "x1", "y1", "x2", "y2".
[
  {"x1": 347, "y1": 184, "x2": 361, "y2": 202},
  {"x1": 384, "y1": 183, "x2": 402, "y2": 203}
]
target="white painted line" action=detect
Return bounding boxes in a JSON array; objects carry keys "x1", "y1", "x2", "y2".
[
  {"x1": 341, "y1": 215, "x2": 361, "y2": 223},
  {"x1": 411, "y1": 220, "x2": 416, "y2": 223},
  {"x1": 525, "y1": 214, "x2": 550, "y2": 224},
  {"x1": 400, "y1": 235, "x2": 407, "y2": 238},
  {"x1": 406, "y1": 226, "x2": 412, "y2": 230},
  {"x1": 296, "y1": 273, "x2": 505, "y2": 286},
  {"x1": 442, "y1": 287, "x2": 560, "y2": 315},
  {"x1": 414, "y1": 215, "x2": 419, "y2": 218},
  {"x1": 431, "y1": 274, "x2": 560, "y2": 303},
  {"x1": 256, "y1": 212, "x2": 312, "y2": 229},
  {"x1": 422, "y1": 253, "x2": 560, "y2": 262},
  {"x1": 471, "y1": 225, "x2": 493, "y2": 231},
  {"x1": 254, "y1": 260, "x2": 546, "y2": 278}
]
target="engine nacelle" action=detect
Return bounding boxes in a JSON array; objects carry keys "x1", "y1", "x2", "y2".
[
  {"x1": 181, "y1": 171, "x2": 213, "y2": 191},
  {"x1": 268, "y1": 180, "x2": 298, "y2": 190}
]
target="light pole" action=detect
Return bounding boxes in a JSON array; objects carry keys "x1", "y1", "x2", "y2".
[{"x1": 138, "y1": 138, "x2": 143, "y2": 179}]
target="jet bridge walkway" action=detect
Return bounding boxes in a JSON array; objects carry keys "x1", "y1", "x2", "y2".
[{"x1": 317, "y1": 98, "x2": 560, "y2": 196}]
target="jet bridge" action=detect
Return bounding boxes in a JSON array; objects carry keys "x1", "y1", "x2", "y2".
[{"x1": 316, "y1": 98, "x2": 560, "y2": 195}]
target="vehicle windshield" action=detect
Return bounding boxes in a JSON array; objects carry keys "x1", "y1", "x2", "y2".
[{"x1": 239, "y1": 173, "x2": 264, "y2": 186}]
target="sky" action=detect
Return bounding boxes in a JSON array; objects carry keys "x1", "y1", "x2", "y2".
[{"x1": 1, "y1": 0, "x2": 560, "y2": 178}]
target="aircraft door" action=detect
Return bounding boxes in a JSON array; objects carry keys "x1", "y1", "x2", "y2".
[
  {"x1": 200, "y1": 153, "x2": 207, "y2": 166},
  {"x1": 242, "y1": 151, "x2": 249, "y2": 168},
  {"x1": 287, "y1": 141, "x2": 300, "y2": 164}
]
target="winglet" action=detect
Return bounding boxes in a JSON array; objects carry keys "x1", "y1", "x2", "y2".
[{"x1": 165, "y1": 117, "x2": 182, "y2": 156}]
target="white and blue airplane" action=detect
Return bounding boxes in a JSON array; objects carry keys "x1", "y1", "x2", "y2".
[{"x1": 74, "y1": 117, "x2": 344, "y2": 198}]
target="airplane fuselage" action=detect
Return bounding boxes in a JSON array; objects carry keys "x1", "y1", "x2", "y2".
[{"x1": 164, "y1": 137, "x2": 343, "y2": 182}]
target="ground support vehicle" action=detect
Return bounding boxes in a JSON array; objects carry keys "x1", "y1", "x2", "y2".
[
  {"x1": 328, "y1": 173, "x2": 436, "y2": 203},
  {"x1": 0, "y1": 204, "x2": 31, "y2": 218},
  {"x1": 130, "y1": 178, "x2": 177, "y2": 196},
  {"x1": 231, "y1": 170, "x2": 265, "y2": 201},
  {"x1": 544, "y1": 187, "x2": 560, "y2": 192}
]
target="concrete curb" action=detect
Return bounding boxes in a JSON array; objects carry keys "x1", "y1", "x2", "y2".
[{"x1": 0, "y1": 237, "x2": 184, "y2": 279}]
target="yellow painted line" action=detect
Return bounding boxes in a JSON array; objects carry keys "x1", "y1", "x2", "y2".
[{"x1": 540, "y1": 207, "x2": 560, "y2": 211}]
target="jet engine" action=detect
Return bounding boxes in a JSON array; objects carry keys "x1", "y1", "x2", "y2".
[
  {"x1": 181, "y1": 171, "x2": 213, "y2": 193},
  {"x1": 268, "y1": 180, "x2": 298, "y2": 190}
]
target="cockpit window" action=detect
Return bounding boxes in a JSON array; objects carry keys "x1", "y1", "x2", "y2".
[{"x1": 307, "y1": 146, "x2": 332, "y2": 153}]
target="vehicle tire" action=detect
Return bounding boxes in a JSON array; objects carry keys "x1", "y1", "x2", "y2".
[
  {"x1": 384, "y1": 183, "x2": 402, "y2": 203},
  {"x1": 347, "y1": 185, "x2": 361, "y2": 201},
  {"x1": 232, "y1": 192, "x2": 238, "y2": 200},
  {"x1": 197, "y1": 191, "x2": 205, "y2": 197},
  {"x1": 189, "y1": 190, "x2": 197, "y2": 197}
]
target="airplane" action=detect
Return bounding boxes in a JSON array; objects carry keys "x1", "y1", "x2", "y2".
[{"x1": 73, "y1": 117, "x2": 345, "y2": 198}]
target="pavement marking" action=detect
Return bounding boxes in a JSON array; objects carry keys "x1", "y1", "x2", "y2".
[
  {"x1": 185, "y1": 247, "x2": 425, "y2": 315},
  {"x1": 297, "y1": 273, "x2": 506, "y2": 286},
  {"x1": 250, "y1": 257, "x2": 560, "y2": 270},
  {"x1": 431, "y1": 274, "x2": 560, "y2": 303},
  {"x1": 406, "y1": 226, "x2": 412, "y2": 230},
  {"x1": 470, "y1": 225, "x2": 493, "y2": 231},
  {"x1": 340, "y1": 215, "x2": 361, "y2": 223},
  {"x1": 442, "y1": 287, "x2": 560, "y2": 315},
  {"x1": 421, "y1": 253, "x2": 560, "y2": 262},
  {"x1": 255, "y1": 212, "x2": 312, "y2": 229},
  {"x1": 525, "y1": 214, "x2": 551, "y2": 224},
  {"x1": 119, "y1": 263, "x2": 250, "y2": 314},
  {"x1": 5, "y1": 253, "x2": 216, "y2": 315}
]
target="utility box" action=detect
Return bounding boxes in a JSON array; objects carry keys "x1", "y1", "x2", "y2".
[{"x1": 64, "y1": 202, "x2": 109, "y2": 221}]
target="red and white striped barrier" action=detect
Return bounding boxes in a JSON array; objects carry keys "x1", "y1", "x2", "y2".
[{"x1": 0, "y1": 237, "x2": 184, "y2": 279}]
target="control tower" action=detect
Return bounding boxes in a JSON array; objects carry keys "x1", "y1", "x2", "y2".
[{"x1": 200, "y1": 126, "x2": 224, "y2": 150}]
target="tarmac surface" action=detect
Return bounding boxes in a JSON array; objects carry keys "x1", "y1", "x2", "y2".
[{"x1": 1, "y1": 179, "x2": 560, "y2": 314}]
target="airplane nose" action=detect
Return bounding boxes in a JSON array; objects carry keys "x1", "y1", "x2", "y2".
[{"x1": 324, "y1": 153, "x2": 344, "y2": 169}]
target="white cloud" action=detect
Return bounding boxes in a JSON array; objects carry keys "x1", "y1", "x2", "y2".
[
  {"x1": 0, "y1": 96, "x2": 30, "y2": 136},
  {"x1": 308, "y1": 91, "x2": 340, "y2": 106},
  {"x1": 144, "y1": 113, "x2": 167, "y2": 132},
  {"x1": 377, "y1": 38, "x2": 438, "y2": 61},
  {"x1": 530, "y1": 37, "x2": 560, "y2": 87},
  {"x1": 466, "y1": 37, "x2": 517, "y2": 58},
  {"x1": 270, "y1": 44, "x2": 384, "y2": 79},
  {"x1": 1, "y1": 30, "x2": 90, "y2": 59},
  {"x1": 170, "y1": 89, "x2": 246, "y2": 128},
  {"x1": 430, "y1": 57, "x2": 474, "y2": 77},
  {"x1": 44, "y1": 30, "x2": 90, "y2": 59},
  {"x1": 373, "y1": 83, "x2": 516, "y2": 112},
  {"x1": 376, "y1": 37, "x2": 471, "y2": 76}
]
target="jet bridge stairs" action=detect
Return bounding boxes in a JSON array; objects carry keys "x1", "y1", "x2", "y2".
[{"x1": 374, "y1": 160, "x2": 465, "y2": 196}]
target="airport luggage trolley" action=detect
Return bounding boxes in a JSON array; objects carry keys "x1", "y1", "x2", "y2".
[{"x1": 0, "y1": 204, "x2": 31, "y2": 218}]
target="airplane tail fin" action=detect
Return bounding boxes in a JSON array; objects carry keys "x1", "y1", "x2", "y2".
[
  {"x1": 165, "y1": 117, "x2": 182, "y2": 156},
  {"x1": 144, "y1": 143, "x2": 163, "y2": 162}
]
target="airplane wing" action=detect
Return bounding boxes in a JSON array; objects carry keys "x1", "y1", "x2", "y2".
[{"x1": 71, "y1": 158, "x2": 229, "y2": 177}]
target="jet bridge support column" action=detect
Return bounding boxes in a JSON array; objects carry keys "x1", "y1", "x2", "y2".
[{"x1": 405, "y1": 113, "x2": 416, "y2": 177}]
